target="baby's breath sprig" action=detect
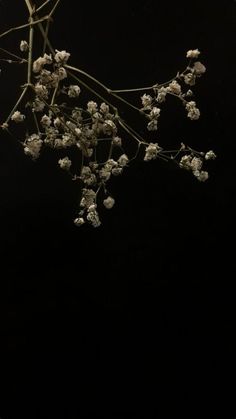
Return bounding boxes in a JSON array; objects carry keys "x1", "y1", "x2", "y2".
[{"x1": 0, "y1": 1, "x2": 215, "y2": 227}]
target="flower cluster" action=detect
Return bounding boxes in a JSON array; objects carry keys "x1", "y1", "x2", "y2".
[{"x1": 0, "y1": 0, "x2": 216, "y2": 229}]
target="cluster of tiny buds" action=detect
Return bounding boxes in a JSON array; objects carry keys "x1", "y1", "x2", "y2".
[
  {"x1": 179, "y1": 146, "x2": 216, "y2": 181},
  {"x1": 0, "y1": 44, "x2": 215, "y2": 227}
]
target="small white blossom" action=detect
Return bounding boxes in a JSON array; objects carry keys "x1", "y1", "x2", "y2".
[
  {"x1": 141, "y1": 94, "x2": 153, "y2": 109},
  {"x1": 147, "y1": 120, "x2": 158, "y2": 131},
  {"x1": 20, "y1": 40, "x2": 28, "y2": 52},
  {"x1": 118, "y1": 154, "x2": 129, "y2": 167},
  {"x1": 167, "y1": 80, "x2": 182, "y2": 95},
  {"x1": 41, "y1": 114, "x2": 51, "y2": 127},
  {"x1": 194, "y1": 170, "x2": 209, "y2": 182},
  {"x1": 156, "y1": 87, "x2": 167, "y2": 103},
  {"x1": 34, "y1": 82, "x2": 48, "y2": 99},
  {"x1": 24, "y1": 134, "x2": 43, "y2": 160},
  {"x1": 190, "y1": 156, "x2": 203, "y2": 172},
  {"x1": 100, "y1": 103, "x2": 110, "y2": 114},
  {"x1": 112, "y1": 167, "x2": 123, "y2": 176},
  {"x1": 11, "y1": 111, "x2": 25, "y2": 123},
  {"x1": 186, "y1": 49, "x2": 200, "y2": 59},
  {"x1": 58, "y1": 156, "x2": 72, "y2": 171},
  {"x1": 144, "y1": 143, "x2": 162, "y2": 161},
  {"x1": 150, "y1": 107, "x2": 161, "y2": 118},
  {"x1": 53, "y1": 117, "x2": 62, "y2": 129},
  {"x1": 184, "y1": 73, "x2": 196, "y2": 86},
  {"x1": 57, "y1": 67, "x2": 67, "y2": 80},
  {"x1": 112, "y1": 136, "x2": 122, "y2": 147},
  {"x1": 103, "y1": 119, "x2": 117, "y2": 135},
  {"x1": 54, "y1": 50, "x2": 70, "y2": 64},
  {"x1": 86, "y1": 206, "x2": 101, "y2": 227},
  {"x1": 185, "y1": 101, "x2": 200, "y2": 120},
  {"x1": 87, "y1": 101, "x2": 98, "y2": 114},
  {"x1": 32, "y1": 98, "x2": 45, "y2": 112},
  {"x1": 68, "y1": 85, "x2": 81, "y2": 98},
  {"x1": 103, "y1": 196, "x2": 115, "y2": 209},
  {"x1": 193, "y1": 61, "x2": 206, "y2": 75},
  {"x1": 33, "y1": 53, "x2": 52, "y2": 73},
  {"x1": 74, "y1": 217, "x2": 85, "y2": 226},
  {"x1": 179, "y1": 155, "x2": 192, "y2": 170},
  {"x1": 205, "y1": 150, "x2": 217, "y2": 160},
  {"x1": 1, "y1": 122, "x2": 9, "y2": 130}
]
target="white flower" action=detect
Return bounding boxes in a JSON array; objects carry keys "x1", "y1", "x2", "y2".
[
  {"x1": 205, "y1": 150, "x2": 217, "y2": 160},
  {"x1": 190, "y1": 156, "x2": 203, "y2": 172},
  {"x1": 103, "y1": 196, "x2": 115, "y2": 209},
  {"x1": 24, "y1": 134, "x2": 43, "y2": 160},
  {"x1": 41, "y1": 114, "x2": 51, "y2": 127},
  {"x1": 100, "y1": 103, "x2": 109, "y2": 114},
  {"x1": 194, "y1": 170, "x2": 209, "y2": 182},
  {"x1": 74, "y1": 217, "x2": 85, "y2": 226},
  {"x1": 33, "y1": 53, "x2": 52, "y2": 73},
  {"x1": 147, "y1": 120, "x2": 158, "y2": 131},
  {"x1": 193, "y1": 61, "x2": 206, "y2": 75},
  {"x1": 179, "y1": 155, "x2": 192, "y2": 170},
  {"x1": 150, "y1": 107, "x2": 161, "y2": 118},
  {"x1": 112, "y1": 136, "x2": 122, "y2": 147},
  {"x1": 58, "y1": 156, "x2": 72, "y2": 171},
  {"x1": 87, "y1": 101, "x2": 98, "y2": 114},
  {"x1": 103, "y1": 119, "x2": 117, "y2": 135},
  {"x1": 20, "y1": 40, "x2": 28, "y2": 52},
  {"x1": 156, "y1": 87, "x2": 167, "y2": 103},
  {"x1": 185, "y1": 101, "x2": 200, "y2": 120},
  {"x1": 186, "y1": 49, "x2": 200, "y2": 59},
  {"x1": 144, "y1": 143, "x2": 162, "y2": 161},
  {"x1": 112, "y1": 167, "x2": 123, "y2": 176},
  {"x1": 34, "y1": 83, "x2": 48, "y2": 99},
  {"x1": 54, "y1": 117, "x2": 62, "y2": 129},
  {"x1": 118, "y1": 154, "x2": 129, "y2": 167},
  {"x1": 68, "y1": 85, "x2": 81, "y2": 98},
  {"x1": 11, "y1": 111, "x2": 25, "y2": 123},
  {"x1": 184, "y1": 73, "x2": 196, "y2": 86},
  {"x1": 80, "y1": 189, "x2": 96, "y2": 209},
  {"x1": 54, "y1": 50, "x2": 70, "y2": 64},
  {"x1": 57, "y1": 67, "x2": 67, "y2": 80},
  {"x1": 141, "y1": 93, "x2": 153, "y2": 109},
  {"x1": 99, "y1": 168, "x2": 111, "y2": 181},
  {"x1": 32, "y1": 98, "x2": 45, "y2": 112},
  {"x1": 167, "y1": 80, "x2": 181, "y2": 95},
  {"x1": 86, "y1": 206, "x2": 101, "y2": 227}
]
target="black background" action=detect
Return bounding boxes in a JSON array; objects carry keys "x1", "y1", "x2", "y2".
[{"x1": 0, "y1": 0, "x2": 235, "y2": 418}]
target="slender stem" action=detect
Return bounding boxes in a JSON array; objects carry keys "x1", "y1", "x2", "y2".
[
  {"x1": 111, "y1": 92, "x2": 141, "y2": 113},
  {"x1": 48, "y1": 0, "x2": 61, "y2": 18},
  {"x1": 65, "y1": 65, "x2": 141, "y2": 113},
  {"x1": 110, "y1": 72, "x2": 183, "y2": 94},
  {"x1": 0, "y1": 16, "x2": 50, "y2": 39},
  {"x1": 50, "y1": 84, "x2": 59, "y2": 105},
  {"x1": 66, "y1": 69, "x2": 118, "y2": 114},
  {"x1": 111, "y1": 86, "x2": 153, "y2": 94},
  {"x1": 24, "y1": 0, "x2": 34, "y2": 14},
  {"x1": 118, "y1": 119, "x2": 141, "y2": 144},
  {"x1": 3, "y1": 87, "x2": 28, "y2": 124},
  {"x1": 0, "y1": 47, "x2": 27, "y2": 62},
  {"x1": 36, "y1": 21, "x2": 55, "y2": 54},
  {"x1": 32, "y1": 111, "x2": 40, "y2": 134},
  {"x1": 27, "y1": 17, "x2": 34, "y2": 84},
  {"x1": 36, "y1": 0, "x2": 51, "y2": 13},
  {"x1": 65, "y1": 65, "x2": 110, "y2": 93},
  {"x1": 43, "y1": 19, "x2": 50, "y2": 54}
]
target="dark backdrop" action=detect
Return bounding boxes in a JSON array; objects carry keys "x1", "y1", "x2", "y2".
[{"x1": 0, "y1": 1, "x2": 235, "y2": 418}]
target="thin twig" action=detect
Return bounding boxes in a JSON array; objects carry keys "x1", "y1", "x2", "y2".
[
  {"x1": 0, "y1": 47, "x2": 27, "y2": 62},
  {"x1": 36, "y1": 0, "x2": 51, "y2": 13},
  {"x1": 0, "y1": 16, "x2": 50, "y2": 40}
]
